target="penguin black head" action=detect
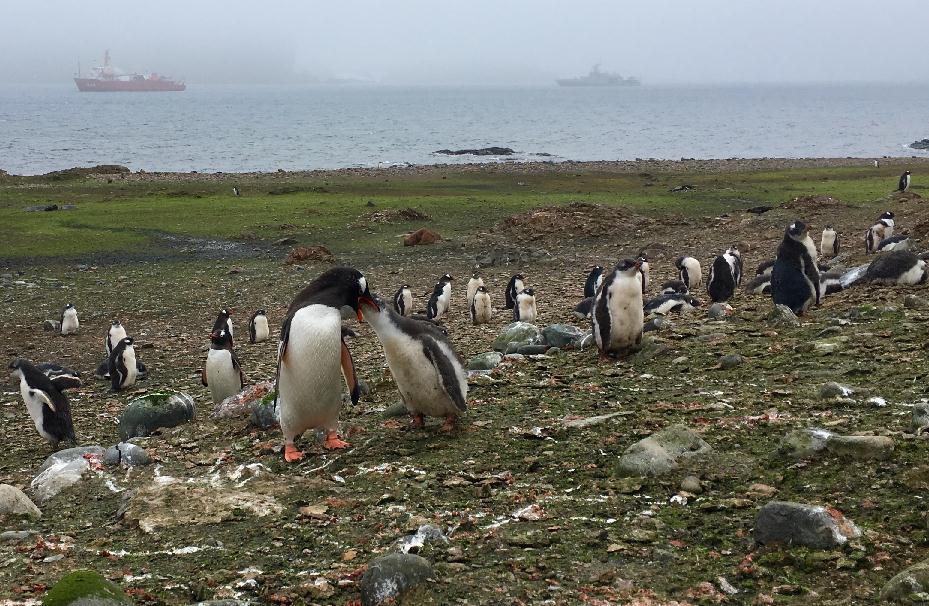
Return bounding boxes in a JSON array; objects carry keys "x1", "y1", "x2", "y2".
[
  {"x1": 591, "y1": 265, "x2": 602, "y2": 272},
  {"x1": 880, "y1": 211, "x2": 895, "y2": 220},
  {"x1": 121, "y1": 337, "x2": 134, "y2": 347},
  {"x1": 255, "y1": 309, "x2": 266, "y2": 316},
  {"x1": 823, "y1": 224, "x2": 833, "y2": 231},
  {"x1": 787, "y1": 220, "x2": 809, "y2": 240},
  {"x1": 63, "y1": 303, "x2": 74, "y2": 310},
  {"x1": 210, "y1": 329, "x2": 233, "y2": 348},
  {"x1": 615, "y1": 258, "x2": 642, "y2": 274},
  {"x1": 514, "y1": 273, "x2": 525, "y2": 281},
  {"x1": 471, "y1": 271, "x2": 480, "y2": 279},
  {"x1": 111, "y1": 320, "x2": 121, "y2": 327},
  {"x1": 8, "y1": 358, "x2": 26, "y2": 379},
  {"x1": 904, "y1": 170, "x2": 911, "y2": 176},
  {"x1": 439, "y1": 274, "x2": 454, "y2": 283},
  {"x1": 401, "y1": 284, "x2": 410, "y2": 290},
  {"x1": 637, "y1": 252, "x2": 648, "y2": 262},
  {"x1": 520, "y1": 287, "x2": 535, "y2": 296},
  {"x1": 297, "y1": 267, "x2": 375, "y2": 321}
]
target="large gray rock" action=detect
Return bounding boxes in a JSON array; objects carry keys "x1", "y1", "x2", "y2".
[
  {"x1": 467, "y1": 351, "x2": 503, "y2": 371},
  {"x1": 912, "y1": 401, "x2": 929, "y2": 433},
  {"x1": 360, "y1": 553, "x2": 435, "y2": 606},
  {"x1": 754, "y1": 501, "x2": 861, "y2": 549},
  {"x1": 118, "y1": 392, "x2": 195, "y2": 440},
  {"x1": 492, "y1": 322, "x2": 541, "y2": 353},
  {"x1": 779, "y1": 428, "x2": 832, "y2": 459},
  {"x1": 880, "y1": 559, "x2": 929, "y2": 602},
  {"x1": 779, "y1": 428, "x2": 894, "y2": 461},
  {"x1": 41, "y1": 569, "x2": 130, "y2": 606},
  {"x1": 719, "y1": 354, "x2": 743, "y2": 369},
  {"x1": 38, "y1": 447, "x2": 105, "y2": 473},
  {"x1": 32, "y1": 457, "x2": 91, "y2": 503},
  {"x1": 766, "y1": 304, "x2": 800, "y2": 327},
  {"x1": 103, "y1": 443, "x2": 151, "y2": 467},
  {"x1": 0, "y1": 484, "x2": 41, "y2": 519},
  {"x1": 616, "y1": 424, "x2": 711, "y2": 477},
  {"x1": 541, "y1": 324, "x2": 586, "y2": 349}
]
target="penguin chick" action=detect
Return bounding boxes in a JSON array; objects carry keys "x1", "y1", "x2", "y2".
[
  {"x1": 504, "y1": 274, "x2": 525, "y2": 309},
  {"x1": 675, "y1": 256, "x2": 702, "y2": 292},
  {"x1": 707, "y1": 247, "x2": 742, "y2": 303},
  {"x1": 470, "y1": 285, "x2": 492, "y2": 325},
  {"x1": 202, "y1": 329, "x2": 244, "y2": 405},
  {"x1": 745, "y1": 274, "x2": 772, "y2": 295},
  {"x1": 821, "y1": 225, "x2": 839, "y2": 258},
  {"x1": 865, "y1": 211, "x2": 895, "y2": 254},
  {"x1": 513, "y1": 288, "x2": 537, "y2": 323},
  {"x1": 593, "y1": 259, "x2": 644, "y2": 357},
  {"x1": 108, "y1": 337, "x2": 139, "y2": 391},
  {"x1": 276, "y1": 267, "x2": 374, "y2": 462},
  {"x1": 865, "y1": 251, "x2": 928, "y2": 285},
  {"x1": 360, "y1": 296, "x2": 467, "y2": 431},
  {"x1": 660, "y1": 280, "x2": 689, "y2": 295},
  {"x1": 466, "y1": 273, "x2": 484, "y2": 306},
  {"x1": 426, "y1": 274, "x2": 453, "y2": 320},
  {"x1": 60, "y1": 304, "x2": 79, "y2": 336},
  {"x1": 9, "y1": 358, "x2": 78, "y2": 449},
  {"x1": 248, "y1": 309, "x2": 270, "y2": 343},
  {"x1": 877, "y1": 235, "x2": 912, "y2": 252},
  {"x1": 643, "y1": 292, "x2": 700, "y2": 315},
  {"x1": 771, "y1": 220, "x2": 821, "y2": 316},
  {"x1": 393, "y1": 285, "x2": 413, "y2": 317}
]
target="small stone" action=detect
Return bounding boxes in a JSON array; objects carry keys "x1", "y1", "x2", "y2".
[
  {"x1": 912, "y1": 401, "x2": 929, "y2": 433},
  {"x1": 43, "y1": 320, "x2": 61, "y2": 332},
  {"x1": 819, "y1": 382, "x2": 854, "y2": 399},
  {"x1": 708, "y1": 303, "x2": 731, "y2": 319},
  {"x1": 249, "y1": 393, "x2": 279, "y2": 429},
  {"x1": 754, "y1": 501, "x2": 860, "y2": 549},
  {"x1": 814, "y1": 341, "x2": 840, "y2": 355},
  {"x1": 467, "y1": 351, "x2": 503, "y2": 371},
  {"x1": 904, "y1": 294, "x2": 929, "y2": 309},
  {"x1": 680, "y1": 476, "x2": 702, "y2": 494},
  {"x1": 779, "y1": 429, "x2": 831, "y2": 459},
  {"x1": 766, "y1": 304, "x2": 800, "y2": 327},
  {"x1": 383, "y1": 401, "x2": 409, "y2": 418},
  {"x1": 747, "y1": 483, "x2": 778, "y2": 497},
  {"x1": 0, "y1": 484, "x2": 42, "y2": 519},
  {"x1": 0, "y1": 529, "x2": 37, "y2": 542},
  {"x1": 359, "y1": 553, "x2": 435, "y2": 606},
  {"x1": 816, "y1": 326, "x2": 843, "y2": 337},
  {"x1": 719, "y1": 354, "x2": 743, "y2": 369},
  {"x1": 672, "y1": 355, "x2": 688, "y2": 365},
  {"x1": 617, "y1": 424, "x2": 712, "y2": 477},
  {"x1": 643, "y1": 317, "x2": 666, "y2": 332},
  {"x1": 516, "y1": 344, "x2": 549, "y2": 356}
]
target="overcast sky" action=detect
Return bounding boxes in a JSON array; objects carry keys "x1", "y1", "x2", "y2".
[{"x1": 2, "y1": 0, "x2": 927, "y2": 85}]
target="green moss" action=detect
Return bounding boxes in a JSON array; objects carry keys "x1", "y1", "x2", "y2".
[{"x1": 42, "y1": 570, "x2": 129, "y2": 606}]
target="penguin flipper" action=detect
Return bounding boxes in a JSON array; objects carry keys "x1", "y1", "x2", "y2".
[
  {"x1": 273, "y1": 318, "x2": 291, "y2": 404},
  {"x1": 340, "y1": 340, "x2": 361, "y2": 405},
  {"x1": 50, "y1": 375, "x2": 82, "y2": 391},
  {"x1": 30, "y1": 389, "x2": 56, "y2": 413},
  {"x1": 231, "y1": 351, "x2": 246, "y2": 387},
  {"x1": 201, "y1": 366, "x2": 208, "y2": 387},
  {"x1": 421, "y1": 338, "x2": 467, "y2": 412}
]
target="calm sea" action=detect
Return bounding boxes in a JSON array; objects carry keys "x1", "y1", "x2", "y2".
[{"x1": 1, "y1": 83, "x2": 927, "y2": 175}]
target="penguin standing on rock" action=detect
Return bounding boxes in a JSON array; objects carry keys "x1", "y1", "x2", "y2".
[
  {"x1": 393, "y1": 285, "x2": 413, "y2": 317},
  {"x1": 360, "y1": 296, "x2": 467, "y2": 431},
  {"x1": 466, "y1": 273, "x2": 484, "y2": 306},
  {"x1": 865, "y1": 250, "x2": 927, "y2": 285},
  {"x1": 821, "y1": 225, "x2": 839, "y2": 258},
  {"x1": 504, "y1": 274, "x2": 525, "y2": 309},
  {"x1": 275, "y1": 267, "x2": 374, "y2": 462},
  {"x1": 9, "y1": 359, "x2": 78, "y2": 450},
  {"x1": 513, "y1": 288, "x2": 537, "y2": 323},
  {"x1": 593, "y1": 259, "x2": 644, "y2": 357},
  {"x1": 771, "y1": 220, "x2": 821, "y2": 316},
  {"x1": 212, "y1": 309, "x2": 234, "y2": 344},
  {"x1": 707, "y1": 247, "x2": 742, "y2": 303},
  {"x1": 470, "y1": 286, "x2": 492, "y2": 325},
  {"x1": 675, "y1": 257, "x2": 702, "y2": 292},
  {"x1": 109, "y1": 337, "x2": 139, "y2": 391},
  {"x1": 105, "y1": 320, "x2": 127, "y2": 357},
  {"x1": 897, "y1": 170, "x2": 912, "y2": 192},
  {"x1": 203, "y1": 329, "x2": 244, "y2": 405},
  {"x1": 584, "y1": 266, "x2": 604, "y2": 298},
  {"x1": 426, "y1": 274, "x2": 453, "y2": 320},
  {"x1": 60, "y1": 304, "x2": 79, "y2": 335},
  {"x1": 249, "y1": 310, "x2": 270, "y2": 343}
]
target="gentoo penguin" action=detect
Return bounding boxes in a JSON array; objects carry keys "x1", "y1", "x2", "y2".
[
  {"x1": 36, "y1": 363, "x2": 81, "y2": 383},
  {"x1": 105, "y1": 320, "x2": 127, "y2": 357},
  {"x1": 276, "y1": 267, "x2": 374, "y2": 462},
  {"x1": 821, "y1": 225, "x2": 839, "y2": 258},
  {"x1": 866, "y1": 211, "x2": 895, "y2": 254},
  {"x1": 865, "y1": 250, "x2": 927, "y2": 285},
  {"x1": 584, "y1": 266, "x2": 604, "y2": 298},
  {"x1": 877, "y1": 235, "x2": 912, "y2": 252},
  {"x1": 707, "y1": 247, "x2": 742, "y2": 303},
  {"x1": 248, "y1": 309, "x2": 270, "y2": 343},
  {"x1": 504, "y1": 274, "x2": 525, "y2": 309},
  {"x1": 593, "y1": 259, "x2": 644, "y2": 357},
  {"x1": 9, "y1": 359, "x2": 78, "y2": 449},
  {"x1": 60, "y1": 304, "x2": 79, "y2": 336},
  {"x1": 359, "y1": 296, "x2": 467, "y2": 431},
  {"x1": 470, "y1": 285, "x2": 492, "y2": 325},
  {"x1": 746, "y1": 274, "x2": 772, "y2": 295},
  {"x1": 644, "y1": 292, "x2": 700, "y2": 315},
  {"x1": 233, "y1": 186, "x2": 241, "y2": 196},
  {"x1": 897, "y1": 170, "x2": 912, "y2": 192},
  {"x1": 212, "y1": 309, "x2": 234, "y2": 343},
  {"x1": 466, "y1": 273, "x2": 484, "y2": 306},
  {"x1": 819, "y1": 271, "x2": 844, "y2": 295},
  {"x1": 771, "y1": 220, "x2": 821, "y2": 316},
  {"x1": 756, "y1": 259, "x2": 775, "y2": 276},
  {"x1": 660, "y1": 280, "x2": 689, "y2": 295},
  {"x1": 513, "y1": 288, "x2": 537, "y2": 323},
  {"x1": 393, "y1": 285, "x2": 413, "y2": 317},
  {"x1": 109, "y1": 337, "x2": 139, "y2": 391},
  {"x1": 573, "y1": 297, "x2": 595, "y2": 319},
  {"x1": 426, "y1": 275, "x2": 453, "y2": 320},
  {"x1": 202, "y1": 329, "x2": 244, "y2": 405},
  {"x1": 675, "y1": 257, "x2": 702, "y2": 292},
  {"x1": 637, "y1": 253, "x2": 650, "y2": 293}
]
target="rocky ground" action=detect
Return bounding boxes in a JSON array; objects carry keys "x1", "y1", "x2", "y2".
[{"x1": 2, "y1": 162, "x2": 929, "y2": 604}]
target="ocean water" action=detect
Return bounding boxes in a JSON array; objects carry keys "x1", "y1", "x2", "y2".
[{"x1": 1, "y1": 83, "x2": 927, "y2": 175}]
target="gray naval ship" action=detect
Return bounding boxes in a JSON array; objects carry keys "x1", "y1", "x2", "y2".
[{"x1": 556, "y1": 64, "x2": 640, "y2": 87}]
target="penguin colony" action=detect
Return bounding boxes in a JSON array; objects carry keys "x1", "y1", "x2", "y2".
[{"x1": 11, "y1": 181, "x2": 929, "y2": 461}]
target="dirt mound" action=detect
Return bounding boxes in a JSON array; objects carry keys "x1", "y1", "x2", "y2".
[
  {"x1": 493, "y1": 202, "x2": 649, "y2": 242},
  {"x1": 403, "y1": 227, "x2": 442, "y2": 246},
  {"x1": 357, "y1": 207, "x2": 431, "y2": 225},
  {"x1": 284, "y1": 245, "x2": 334, "y2": 264},
  {"x1": 890, "y1": 190, "x2": 923, "y2": 202},
  {"x1": 782, "y1": 195, "x2": 849, "y2": 210}
]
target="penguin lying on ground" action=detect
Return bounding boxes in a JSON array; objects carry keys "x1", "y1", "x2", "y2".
[
  {"x1": 584, "y1": 266, "x2": 604, "y2": 298},
  {"x1": 249, "y1": 310, "x2": 270, "y2": 343},
  {"x1": 821, "y1": 225, "x2": 839, "y2": 258},
  {"x1": 360, "y1": 296, "x2": 467, "y2": 431},
  {"x1": 573, "y1": 297, "x2": 595, "y2": 319},
  {"x1": 276, "y1": 267, "x2": 374, "y2": 462},
  {"x1": 756, "y1": 260, "x2": 775, "y2": 276},
  {"x1": 660, "y1": 280, "x2": 689, "y2": 294},
  {"x1": 513, "y1": 288, "x2": 537, "y2": 323},
  {"x1": 865, "y1": 250, "x2": 927, "y2": 285},
  {"x1": 466, "y1": 273, "x2": 484, "y2": 306},
  {"x1": 865, "y1": 211, "x2": 895, "y2": 254},
  {"x1": 877, "y1": 235, "x2": 912, "y2": 252},
  {"x1": 203, "y1": 329, "x2": 244, "y2": 405},
  {"x1": 109, "y1": 337, "x2": 139, "y2": 391},
  {"x1": 819, "y1": 271, "x2": 844, "y2": 295},
  {"x1": 593, "y1": 259, "x2": 644, "y2": 357},
  {"x1": 707, "y1": 247, "x2": 742, "y2": 303},
  {"x1": 771, "y1": 220, "x2": 821, "y2": 315},
  {"x1": 643, "y1": 292, "x2": 700, "y2": 315},
  {"x1": 745, "y1": 274, "x2": 772, "y2": 295},
  {"x1": 675, "y1": 256, "x2": 702, "y2": 292},
  {"x1": 470, "y1": 285, "x2": 492, "y2": 325},
  {"x1": 426, "y1": 274, "x2": 453, "y2": 320},
  {"x1": 9, "y1": 359, "x2": 79, "y2": 449},
  {"x1": 505, "y1": 274, "x2": 525, "y2": 309},
  {"x1": 393, "y1": 285, "x2": 413, "y2": 317},
  {"x1": 60, "y1": 304, "x2": 79, "y2": 335}
]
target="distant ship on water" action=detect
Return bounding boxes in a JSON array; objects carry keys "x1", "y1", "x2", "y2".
[
  {"x1": 556, "y1": 64, "x2": 640, "y2": 87},
  {"x1": 74, "y1": 50, "x2": 185, "y2": 92}
]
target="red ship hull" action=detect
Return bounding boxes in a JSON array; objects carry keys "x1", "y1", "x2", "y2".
[{"x1": 74, "y1": 77, "x2": 185, "y2": 92}]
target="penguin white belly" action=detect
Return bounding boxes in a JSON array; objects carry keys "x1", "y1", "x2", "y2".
[
  {"x1": 61, "y1": 310, "x2": 79, "y2": 335},
  {"x1": 381, "y1": 333, "x2": 458, "y2": 418},
  {"x1": 206, "y1": 349, "x2": 242, "y2": 404},
  {"x1": 517, "y1": 298, "x2": 537, "y2": 323},
  {"x1": 607, "y1": 281, "x2": 644, "y2": 349},
  {"x1": 278, "y1": 305, "x2": 343, "y2": 437},
  {"x1": 108, "y1": 327, "x2": 127, "y2": 354},
  {"x1": 652, "y1": 299, "x2": 681, "y2": 315},
  {"x1": 253, "y1": 316, "x2": 270, "y2": 342},
  {"x1": 19, "y1": 382, "x2": 55, "y2": 443},
  {"x1": 401, "y1": 291, "x2": 413, "y2": 316},
  {"x1": 898, "y1": 261, "x2": 926, "y2": 285},
  {"x1": 472, "y1": 295, "x2": 492, "y2": 323},
  {"x1": 435, "y1": 292, "x2": 450, "y2": 318},
  {"x1": 122, "y1": 347, "x2": 138, "y2": 387}
]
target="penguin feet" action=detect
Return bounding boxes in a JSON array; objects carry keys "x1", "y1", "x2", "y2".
[
  {"x1": 440, "y1": 415, "x2": 457, "y2": 433},
  {"x1": 410, "y1": 413, "x2": 425, "y2": 429},
  {"x1": 323, "y1": 431, "x2": 350, "y2": 450},
  {"x1": 284, "y1": 443, "x2": 304, "y2": 462}
]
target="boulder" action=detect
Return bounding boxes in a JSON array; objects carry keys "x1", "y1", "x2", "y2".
[
  {"x1": 402, "y1": 228, "x2": 442, "y2": 246},
  {"x1": 359, "y1": 553, "x2": 436, "y2": 606},
  {"x1": 0, "y1": 484, "x2": 41, "y2": 519},
  {"x1": 41, "y1": 570, "x2": 130, "y2": 606},
  {"x1": 779, "y1": 428, "x2": 894, "y2": 461},
  {"x1": 778, "y1": 428, "x2": 832, "y2": 459},
  {"x1": 880, "y1": 558, "x2": 929, "y2": 601},
  {"x1": 32, "y1": 458, "x2": 91, "y2": 504},
  {"x1": 118, "y1": 392, "x2": 196, "y2": 440},
  {"x1": 467, "y1": 352, "x2": 503, "y2": 371},
  {"x1": 754, "y1": 501, "x2": 860, "y2": 549},
  {"x1": 541, "y1": 324, "x2": 586, "y2": 349},
  {"x1": 103, "y1": 443, "x2": 152, "y2": 467},
  {"x1": 616, "y1": 424, "x2": 711, "y2": 477},
  {"x1": 707, "y1": 303, "x2": 730, "y2": 320},
  {"x1": 912, "y1": 401, "x2": 929, "y2": 433},
  {"x1": 516, "y1": 344, "x2": 549, "y2": 355},
  {"x1": 492, "y1": 322, "x2": 541, "y2": 353},
  {"x1": 766, "y1": 304, "x2": 800, "y2": 327},
  {"x1": 38, "y1": 447, "x2": 105, "y2": 473}
]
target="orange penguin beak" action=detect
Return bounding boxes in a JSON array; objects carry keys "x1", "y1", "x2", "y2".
[{"x1": 357, "y1": 296, "x2": 377, "y2": 322}]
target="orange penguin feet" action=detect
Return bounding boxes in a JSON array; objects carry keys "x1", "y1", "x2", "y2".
[
  {"x1": 440, "y1": 415, "x2": 457, "y2": 433},
  {"x1": 323, "y1": 430, "x2": 350, "y2": 449},
  {"x1": 410, "y1": 413, "x2": 425, "y2": 429},
  {"x1": 284, "y1": 443, "x2": 304, "y2": 462}
]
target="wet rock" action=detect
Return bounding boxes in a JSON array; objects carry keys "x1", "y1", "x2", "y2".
[
  {"x1": 38, "y1": 446, "x2": 105, "y2": 473},
  {"x1": 42, "y1": 569, "x2": 130, "y2": 605},
  {"x1": 249, "y1": 392, "x2": 279, "y2": 429},
  {"x1": 435, "y1": 146, "x2": 514, "y2": 156},
  {"x1": 360, "y1": 553, "x2": 436, "y2": 606},
  {"x1": 395, "y1": 524, "x2": 448, "y2": 554},
  {"x1": 43, "y1": 319, "x2": 61, "y2": 332},
  {"x1": 880, "y1": 558, "x2": 929, "y2": 602},
  {"x1": 211, "y1": 380, "x2": 274, "y2": 419},
  {"x1": 912, "y1": 401, "x2": 929, "y2": 433},
  {"x1": 631, "y1": 340, "x2": 668, "y2": 361},
  {"x1": 904, "y1": 294, "x2": 929, "y2": 309},
  {"x1": 719, "y1": 354, "x2": 743, "y2": 369},
  {"x1": 103, "y1": 443, "x2": 152, "y2": 467},
  {"x1": 754, "y1": 501, "x2": 861, "y2": 549},
  {"x1": 118, "y1": 392, "x2": 196, "y2": 440},
  {"x1": 541, "y1": 324, "x2": 586, "y2": 348},
  {"x1": 467, "y1": 351, "x2": 503, "y2": 371},
  {"x1": 32, "y1": 457, "x2": 93, "y2": 503},
  {"x1": 819, "y1": 382, "x2": 854, "y2": 399},
  {"x1": 0, "y1": 484, "x2": 41, "y2": 519},
  {"x1": 766, "y1": 304, "x2": 800, "y2": 327},
  {"x1": 516, "y1": 343, "x2": 549, "y2": 355},
  {"x1": 707, "y1": 303, "x2": 730, "y2": 319},
  {"x1": 383, "y1": 401, "x2": 409, "y2": 418},
  {"x1": 492, "y1": 322, "x2": 541, "y2": 353},
  {"x1": 617, "y1": 424, "x2": 712, "y2": 477}
]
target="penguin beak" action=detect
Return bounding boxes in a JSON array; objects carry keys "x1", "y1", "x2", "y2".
[{"x1": 357, "y1": 296, "x2": 377, "y2": 322}]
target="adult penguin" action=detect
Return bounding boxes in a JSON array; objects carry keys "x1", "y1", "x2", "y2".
[
  {"x1": 584, "y1": 266, "x2": 604, "y2": 298},
  {"x1": 108, "y1": 337, "x2": 139, "y2": 391},
  {"x1": 504, "y1": 274, "x2": 525, "y2": 309},
  {"x1": 203, "y1": 329, "x2": 244, "y2": 405},
  {"x1": 865, "y1": 250, "x2": 927, "y2": 285},
  {"x1": 212, "y1": 309, "x2": 234, "y2": 344},
  {"x1": 9, "y1": 359, "x2": 79, "y2": 449},
  {"x1": 426, "y1": 274, "x2": 453, "y2": 320},
  {"x1": 360, "y1": 296, "x2": 467, "y2": 431},
  {"x1": 675, "y1": 257, "x2": 702, "y2": 292},
  {"x1": 707, "y1": 247, "x2": 742, "y2": 303},
  {"x1": 592, "y1": 259, "x2": 644, "y2": 357},
  {"x1": 275, "y1": 267, "x2": 374, "y2": 462},
  {"x1": 393, "y1": 285, "x2": 413, "y2": 317},
  {"x1": 897, "y1": 170, "x2": 911, "y2": 192},
  {"x1": 771, "y1": 220, "x2": 821, "y2": 316}
]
